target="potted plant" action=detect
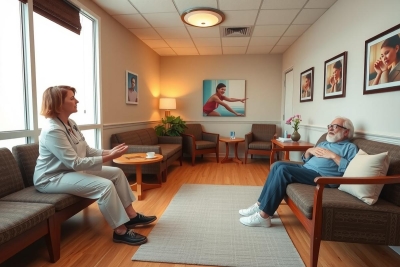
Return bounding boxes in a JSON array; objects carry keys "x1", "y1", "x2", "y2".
[{"x1": 154, "y1": 115, "x2": 187, "y2": 136}]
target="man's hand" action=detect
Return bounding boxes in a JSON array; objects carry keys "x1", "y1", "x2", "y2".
[{"x1": 305, "y1": 147, "x2": 341, "y2": 165}]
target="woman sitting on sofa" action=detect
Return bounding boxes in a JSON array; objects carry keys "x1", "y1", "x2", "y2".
[{"x1": 34, "y1": 85, "x2": 156, "y2": 246}]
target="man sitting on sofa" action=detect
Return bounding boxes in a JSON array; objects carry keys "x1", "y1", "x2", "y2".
[{"x1": 239, "y1": 117, "x2": 358, "y2": 227}]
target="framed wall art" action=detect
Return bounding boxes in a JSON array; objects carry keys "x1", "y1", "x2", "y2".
[
  {"x1": 324, "y1": 51, "x2": 347, "y2": 99},
  {"x1": 203, "y1": 79, "x2": 246, "y2": 117},
  {"x1": 126, "y1": 70, "x2": 138, "y2": 104},
  {"x1": 300, "y1": 67, "x2": 314, "y2": 102},
  {"x1": 363, "y1": 24, "x2": 400, "y2": 95}
]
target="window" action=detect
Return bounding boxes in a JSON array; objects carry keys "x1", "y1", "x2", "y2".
[
  {"x1": 0, "y1": 1, "x2": 26, "y2": 132},
  {"x1": 0, "y1": 1, "x2": 101, "y2": 150}
]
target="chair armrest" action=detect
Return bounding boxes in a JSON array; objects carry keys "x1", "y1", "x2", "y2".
[
  {"x1": 202, "y1": 132, "x2": 219, "y2": 143},
  {"x1": 245, "y1": 132, "x2": 253, "y2": 147},
  {"x1": 181, "y1": 133, "x2": 195, "y2": 154},
  {"x1": 158, "y1": 136, "x2": 182, "y2": 144},
  {"x1": 126, "y1": 145, "x2": 161, "y2": 154}
]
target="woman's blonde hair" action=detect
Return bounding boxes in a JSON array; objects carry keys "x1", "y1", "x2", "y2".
[{"x1": 40, "y1": 86, "x2": 76, "y2": 118}]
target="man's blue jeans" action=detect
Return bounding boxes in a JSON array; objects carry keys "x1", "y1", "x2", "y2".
[{"x1": 258, "y1": 161, "x2": 320, "y2": 216}]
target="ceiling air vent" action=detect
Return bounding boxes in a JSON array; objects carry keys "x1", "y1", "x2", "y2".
[{"x1": 222, "y1": 26, "x2": 252, "y2": 37}]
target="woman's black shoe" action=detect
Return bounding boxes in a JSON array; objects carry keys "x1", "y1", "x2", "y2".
[
  {"x1": 125, "y1": 213, "x2": 157, "y2": 228},
  {"x1": 113, "y1": 230, "x2": 147, "y2": 245}
]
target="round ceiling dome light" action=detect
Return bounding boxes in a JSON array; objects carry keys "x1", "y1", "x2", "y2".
[{"x1": 181, "y1": 8, "x2": 225, "y2": 28}]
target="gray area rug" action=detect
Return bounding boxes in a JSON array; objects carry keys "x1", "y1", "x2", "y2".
[{"x1": 132, "y1": 184, "x2": 304, "y2": 267}]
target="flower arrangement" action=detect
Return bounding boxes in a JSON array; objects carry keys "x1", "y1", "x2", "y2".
[{"x1": 286, "y1": 114, "x2": 302, "y2": 132}]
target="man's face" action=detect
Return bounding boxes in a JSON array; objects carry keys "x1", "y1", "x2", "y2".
[
  {"x1": 131, "y1": 79, "x2": 136, "y2": 89},
  {"x1": 326, "y1": 118, "x2": 349, "y2": 142}
]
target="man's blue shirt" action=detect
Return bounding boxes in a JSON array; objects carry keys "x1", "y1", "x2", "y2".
[{"x1": 302, "y1": 139, "x2": 358, "y2": 177}]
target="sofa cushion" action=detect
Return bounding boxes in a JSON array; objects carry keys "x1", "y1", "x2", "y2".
[
  {"x1": 12, "y1": 143, "x2": 39, "y2": 187},
  {"x1": 0, "y1": 186, "x2": 84, "y2": 211},
  {"x1": 286, "y1": 183, "x2": 400, "y2": 219},
  {"x1": 195, "y1": 140, "x2": 216, "y2": 150},
  {"x1": 249, "y1": 141, "x2": 272, "y2": 150},
  {"x1": 339, "y1": 149, "x2": 389, "y2": 205},
  {"x1": 0, "y1": 148, "x2": 25, "y2": 198},
  {"x1": 0, "y1": 201, "x2": 54, "y2": 245},
  {"x1": 158, "y1": 144, "x2": 182, "y2": 160}
]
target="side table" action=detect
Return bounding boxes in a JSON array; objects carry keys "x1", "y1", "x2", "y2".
[
  {"x1": 270, "y1": 139, "x2": 314, "y2": 166},
  {"x1": 113, "y1": 153, "x2": 163, "y2": 200},
  {"x1": 219, "y1": 137, "x2": 245, "y2": 164}
]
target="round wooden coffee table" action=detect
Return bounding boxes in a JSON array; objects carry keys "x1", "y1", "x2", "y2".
[
  {"x1": 219, "y1": 137, "x2": 245, "y2": 164},
  {"x1": 113, "y1": 153, "x2": 163, "y2": 200}
]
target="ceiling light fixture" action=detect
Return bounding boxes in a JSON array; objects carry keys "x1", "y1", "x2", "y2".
[{"x1": 181, "y1": 7, "x2": 225, "y2": 28}]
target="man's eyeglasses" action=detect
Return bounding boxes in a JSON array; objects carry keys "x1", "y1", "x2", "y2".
[{"x1": 327, "y1": 124, "x2": 348, "y2": 130}]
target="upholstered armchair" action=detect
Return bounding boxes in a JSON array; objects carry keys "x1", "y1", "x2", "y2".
[
  {"x1": 244, "y1": 124, "x2": 277, "y2": 164},
  {"x1": 181, "y1": 124, "x2": 219, "y2": 166}
]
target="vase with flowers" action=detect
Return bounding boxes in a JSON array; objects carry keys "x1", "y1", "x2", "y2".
[{"x1": 286, "y1": 114, "x2": 302, "y2": 141}]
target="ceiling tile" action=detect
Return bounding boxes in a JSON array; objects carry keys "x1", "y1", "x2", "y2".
[
  {"x1": 292, "y1": 9, "x2": 327, "y2": 24},
  {"x1": 142, "y1": 13, "x2": 183, "y2": 28},
  {"x1": 113, "y1": 14, "x2": 150, "y2": 28},
  {"x1": 129, "y1": 28, "x2": 161, "y2": 39},
  {"x1": 164, "y1": 39, "x2": 195, "y2": 47},
  {"x1": 221, "y1": 10, "x2": 258, "y2": 26},
  {"x1": 249, "y1": 37, "x2": 279, "y2": 46},
  {"x1": 261, "y1": 0, "x2": 307, "y2": 9},
  {"x1": 93, "y1": 0, "x2": 138, "y2": 15},
  {"x1": 223, "y1": 46, "x2": 247, "y2": 54},
  {"x1": 219, "y1": 0, "x2": 262, "y2": 10},
  {"x1": 187, "y1": 26, "x2": 221, "y2": 38},
  {"x1": 128, "y1": 0, "x2": 177, "y2": 13},
  {"x1": 172, "y1": 47, "x2": 199, "y2": 55},
  {"x1": 197, "y1": 46, "x2": 222, "y2": 55},
  {"x1": 174, "y1": 0, "x2": 218, "y2": 14},
  {"x1": 257, "y1": 10, "x2": 300, "y2": 25},
  {"x1": 305, "y1": 0, "x2": 337, "y2": 9},
  {"x1": 193, "y1": 38, "x2": 221, "y2": 47},
  {"x1": 276, "y1": 36, "x2": 298, "y2": 46},
  {"x1": 141, "y1": 39, "x2": 169, "y2": 48},
  {"x1": 155, "y1": 27, "x2": 190, "y2": 39},
  {"x1": 252, "y1": 25, "x2": 289, "y2": 36},
  {"x1": 246, "y1": 46, "x2": 273, "y2": 54},
  {"x1": 153, "y1": 47, "x2": 177, "y2": 56},
  {"x1": 283, "y1": 24, "x2": 310, "y2": 36},
  {"x1": 270, "y1": 45, "x2": 290, "y2": 53},
  {"x1": 222, "y1": 37, "x2": 250, "y2": 46}
]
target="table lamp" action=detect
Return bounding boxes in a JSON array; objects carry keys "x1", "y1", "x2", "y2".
[{"x1": 159, "y1": 98, "x2": 176, "y2": 117}]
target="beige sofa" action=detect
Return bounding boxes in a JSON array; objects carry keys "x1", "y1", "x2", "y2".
[
  {"x1": 284, "y1": 133, "x2": 400, "y2": 267},
  {"x1": 110, "y1": 128, "x2": 182, "y2": 182}
]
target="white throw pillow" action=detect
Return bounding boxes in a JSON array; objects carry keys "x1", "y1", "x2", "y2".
[{"x1": 338, "y1": 149, "x2": 389, "y2": 205}]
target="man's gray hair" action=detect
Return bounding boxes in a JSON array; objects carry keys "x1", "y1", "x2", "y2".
[{"x1": 337, "y1": 116, "x2": 354, "y2": 139}]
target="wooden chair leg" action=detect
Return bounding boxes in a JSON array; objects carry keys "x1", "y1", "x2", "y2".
[
  {"x1": 179, "y1": 155, "x2": 182, "y2": 166},
  {"x1": 45, "y1": 216, "x2": 59, "y2": 263},
  {"x1": 310, "y1": 235, "x2": 321, "y2": 267},
  {"x1": 191, "y1": 153, "x2": 195, "y2": 166},
  {"x1": 245, "y1": 151, "x2": 248, "y2": 164}
]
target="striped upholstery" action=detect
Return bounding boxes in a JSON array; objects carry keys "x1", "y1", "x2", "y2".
[
  {"x1": 12, "y1": 144, "x2": 38, "y2": 187},
  {"x1": 286, "y1": 135, "x2": 400, "y2": 245},
  {"x1": 251, "y1": 124, "x2": 276, "y2": 142},
  {"x1": 0, "y1": 201, "x2": 54, "y2": 245},
  {"x1": 0, "y1": 148, "x2": 25, "y2": 198},
  {"x1": 183, "y1": 124, "x2": 203, "y2": 141}
]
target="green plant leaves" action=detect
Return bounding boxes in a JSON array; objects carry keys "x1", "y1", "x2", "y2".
[{"x1": 154, "y1": 115, "x2": 187, "y2": 136}]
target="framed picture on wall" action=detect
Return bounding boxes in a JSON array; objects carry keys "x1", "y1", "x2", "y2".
[
  {"x1": 300, "y1": 67, "x2": 314, "y2": 102},
  {"x1": 323, "y1": 51, "x2": 347, "y2": 99},
  {"x1": 126, "y1": 70, "x2": 138, "y2": 104},
  {"x1": 203, "y1": 80, "x2": 246, "y2": 117},
  {"x1": 363, "y1": 24, "x2": 400, "y2": 95}
]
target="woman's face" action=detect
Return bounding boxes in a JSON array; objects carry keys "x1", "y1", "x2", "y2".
[
  {"x1": 380, "y1": 45, "x2": 399, "y2": 66},
  {"x1": 304, "y1": 78, "x2": 310, "y2": 89},
  {"x1": 333, "y1": 67, "x2": 341, "y2": 80},
  {"x1": 217, "y1": 87, "x2": 226, "y2": 95},
  {"x1": 62, "y1": 89, "x2": 79, "y2": 115}
]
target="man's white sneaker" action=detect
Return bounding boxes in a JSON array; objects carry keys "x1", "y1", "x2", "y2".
[
  {"x1": 239, "y1": 203, "x2": 260, "y2": 216},
  {"x1": 240, "y1": 212, "x2": 271, "y2": 228}
]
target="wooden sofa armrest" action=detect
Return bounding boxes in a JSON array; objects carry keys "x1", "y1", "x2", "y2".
[{"x1": 314, "y1": 175, "x2": 400, "y2": 185}]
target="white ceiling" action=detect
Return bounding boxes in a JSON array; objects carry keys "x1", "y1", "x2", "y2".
[{"x1": 92, "y1": 0, "x2": 337, "y2": 56}]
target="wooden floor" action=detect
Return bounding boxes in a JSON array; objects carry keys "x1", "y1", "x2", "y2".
[{"x1": 2, "y1": 157, "x2": 400, "y2": 267}]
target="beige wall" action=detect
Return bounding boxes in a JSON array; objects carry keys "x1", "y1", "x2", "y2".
[{"x1": 282, "y1": 0, "x2": 400, "y2": 144}]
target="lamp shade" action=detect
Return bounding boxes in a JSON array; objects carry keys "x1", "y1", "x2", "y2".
[
  {"x1": 181, "y1": 8, "x2": 225, "y2": 28},
  {"x1": 159, "y1": 98, "x2": 176, "y2": 110}
]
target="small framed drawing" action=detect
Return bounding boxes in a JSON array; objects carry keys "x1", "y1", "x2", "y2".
[
  {"x1": 323, "y1": 51, "x2": 347, "y2": 99},
  {"x1": 126, "y1": 70, "x2": 138, "y2": 104},
  {"x1": 300, "y1": 67, "x2": 314, "y2": 103},
  {"x1": 363, "y1": 24, "x2": 400, "y2": 95}
]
